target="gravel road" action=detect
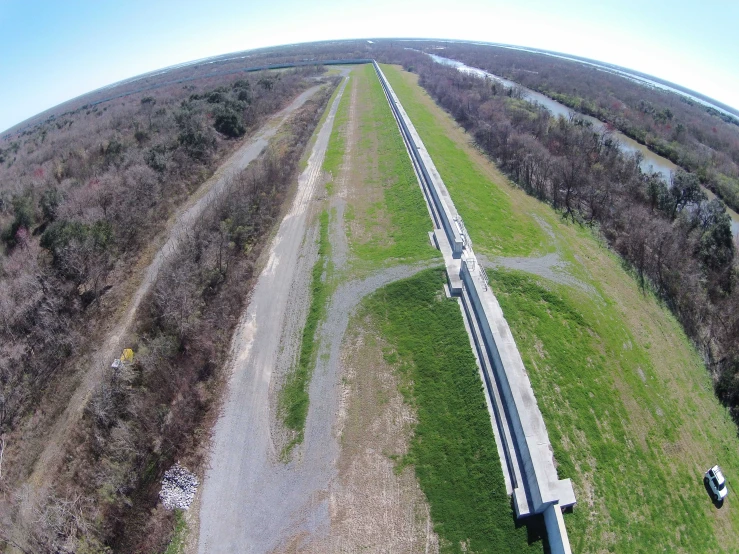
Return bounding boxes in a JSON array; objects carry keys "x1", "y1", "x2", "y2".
[
  {"x1": 19, "y1": 85, "x2": 321, "y2": 523},
  {"x1": 197, "y1": 77, "x2": 349, "y2": 553},
  {"x1": 198, "y1": 246, "x2": 435, "y2": 552},
  {"x1": 196, "y1": 71, "x2": 441, "y2": 552}
]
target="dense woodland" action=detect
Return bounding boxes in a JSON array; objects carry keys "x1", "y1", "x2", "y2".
[
  {"x1": 383, "y1": 48, "x2": 739, "y2": 424},
  {"x1": 31, "y1": 85, "x2": 334, "y2": 552},
  {"x1": 417, "y1": 43, "x2": 739, "y2": 213},
  {"x1": 0, "y1": 61, "x2": 335, "y2": 550}
]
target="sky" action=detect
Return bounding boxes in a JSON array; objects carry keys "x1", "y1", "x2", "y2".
[{"x1": 1, "y1": 0, "x2": 738, "y2": 133}]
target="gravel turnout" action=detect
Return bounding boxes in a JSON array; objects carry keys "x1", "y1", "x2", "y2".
[
  {"x1": 480, "y1": 252, "x2": 596, "y2": 295},
  {"x1": 160, "y1": 465, "x2": 200, "y2": 511}
]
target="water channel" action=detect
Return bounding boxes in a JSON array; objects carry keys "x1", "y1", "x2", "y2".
[{"x1": 429, "y1": 53, "x2": 739, "y2": 237}]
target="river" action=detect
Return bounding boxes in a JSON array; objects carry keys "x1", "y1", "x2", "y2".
[{"x1": 428, "y1": 53, "x2": 739, "y2": 237}]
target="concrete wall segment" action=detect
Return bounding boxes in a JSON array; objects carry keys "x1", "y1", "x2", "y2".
[{"x1": 373, "y1": 59, "x2": 574, "y2": 552}]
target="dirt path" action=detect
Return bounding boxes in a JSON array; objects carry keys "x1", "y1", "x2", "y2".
[
  {"x1": 198, "y1": 70, "x2": 437, "y2": 553},
  {"x1": 328, "y1": 73, "x2": 357, "y2": 272},
  {"x1": 18, "y1": 85, "x2": 321, "y2": 521}
]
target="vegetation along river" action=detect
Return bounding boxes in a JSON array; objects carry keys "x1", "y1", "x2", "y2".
[{"x1": 429, "y1": 53, "x2": 739, "y2": 237}]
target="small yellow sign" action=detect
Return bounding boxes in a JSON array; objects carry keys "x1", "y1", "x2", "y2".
[{"x1": 121, "y1": 349, "x2": 134, "y2": 363}]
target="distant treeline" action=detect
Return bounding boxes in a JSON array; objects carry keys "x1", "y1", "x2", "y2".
[{"x1": 385, "y1": 48, "x2": 739, "y2": 423}]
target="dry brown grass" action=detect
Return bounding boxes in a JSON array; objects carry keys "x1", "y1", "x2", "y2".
[{"x1": 279, "y1": 318, "x2": 439, "y2": 554}]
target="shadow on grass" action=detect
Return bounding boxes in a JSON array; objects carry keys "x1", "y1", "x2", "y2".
[{"x1": 511, "y1": 497, "x2": 549, "y2": 551}]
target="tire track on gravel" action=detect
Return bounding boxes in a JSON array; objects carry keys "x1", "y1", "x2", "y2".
[
  {"x1": 268, "y1": 260, "x2": 441, "y2": 554},
  {"x1": 196, "y1": 64, "x2": 441, "y2": 554}
]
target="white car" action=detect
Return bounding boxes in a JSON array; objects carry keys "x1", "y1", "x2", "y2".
[{"x1": 705, "y1": 465, "x2": 728, "y2": 502}]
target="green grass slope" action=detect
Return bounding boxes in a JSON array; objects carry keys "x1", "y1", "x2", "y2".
[
  {"x1": 365, "y1": 269, "x2": 544, "y2": 554},
  {"x1": 381, "y1": 64, "x2": 739, "y2": 553},
  {"x1": 323, "y1": 64, "x2": 439, "y2": 273},
  {"x1": 381, "y1": 64, "x2": 550, "y2": 258}
]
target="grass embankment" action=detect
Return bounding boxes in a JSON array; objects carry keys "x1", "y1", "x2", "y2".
[
  {"x1": 163, "y1": 511, "x2": 187, "y2": 554},
  {"x1": 364, "y1": 269, "x2": 543, "y2": 554},
  {"x1": 279, "y1": 210, "x2": 330, "y2": 448},
  {"x1": 381, "y1": 64, "x2": 550, "y2": 258},
  {"x1": 381, "y1": 64, "x2": 739, "y2": 552},
  {"x1": 334, "y1": 64, "x2": 439, "y2": 271},
  {"x1": 490, "y1": 268, "x2": 739, "y2": 552},
  {"x1": 322, "y1": 76, "x2": 351, "y2": 192}
]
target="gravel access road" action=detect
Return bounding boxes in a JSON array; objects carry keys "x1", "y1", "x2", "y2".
[
  {"x1": 198, "y1": 247, "x2": 435, "y2": 552},
  {"x1": 197, "y1": 68, "x2": 440, "y2": 551},
  {"x1": 197, "y1": 77, "x2": 349, "y2": 553}
]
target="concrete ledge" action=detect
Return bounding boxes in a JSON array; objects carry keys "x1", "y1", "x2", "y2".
[
  {"x1": 373, "y1": 59, "x2": 574, "y2": 553},
  {"x1": 373, "y1": 62, "x2": 464, "y2": 257},
  {"x1": 461, "y1": 260, "x2": 575, "y2": 513}
]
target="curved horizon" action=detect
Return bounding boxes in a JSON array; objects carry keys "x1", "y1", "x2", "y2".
[
  {"x1": 3, "y1": 37, "x2": 738, "y2": 137},
  {"x1": 0, "y1": 0, "x2": 737, "y2": 134}
]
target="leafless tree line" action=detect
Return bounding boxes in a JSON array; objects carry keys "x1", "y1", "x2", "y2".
[
  {"x1": 410, "y1": 42, "x2": 739, "y2": 212},
  {"x1": 0, "y1": 66, "x2": 330, "y2": 551},
  {"x1": 13, "y1": 80, "x2": 336, "y2": 553}
]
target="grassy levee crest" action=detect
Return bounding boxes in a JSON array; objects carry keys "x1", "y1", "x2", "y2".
[
  {"x1": 382, "y1": 62, "x2": 739, "y2": 552},
  {"x1": 364, "y1": 269, "x2": 545, "y2": 553}
]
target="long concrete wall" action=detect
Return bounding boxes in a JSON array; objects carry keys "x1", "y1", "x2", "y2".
[
  {"x1": 374, "y1": 61, "x2": 574, "y2": 554},
  {"x1": 374, "y1": 63, "x2": 464, "y2": 258}
]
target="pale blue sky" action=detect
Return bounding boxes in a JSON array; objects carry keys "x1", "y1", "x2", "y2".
[{"x1": 1, "y1": 0, "x2": 737, "y2": 133}]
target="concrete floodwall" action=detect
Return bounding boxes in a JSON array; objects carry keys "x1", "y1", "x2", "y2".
[
  {"x1": 544, "y1": 504, "x2": 572, "y2": 554},
  {"x1": 373, "y1": 62, "x2": 464, "y2": 257},
  {"x1": 374, "y1": 58, "x2": 574, "y2": 554},
  {"x1": 460, "y1": 261, "x2": 576, "y2": 513},
  {"x1": 460, "y1": 261, "x2": 542, "y2": 512}
]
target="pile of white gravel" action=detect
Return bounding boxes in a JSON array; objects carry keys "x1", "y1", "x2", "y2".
[{"x1": 160, "y1": 464, "x2": 199, "y2": 510}]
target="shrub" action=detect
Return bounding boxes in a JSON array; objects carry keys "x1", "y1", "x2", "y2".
[
  {"x1": 214, "y1": 111, "x2": 246, "y2": 138},
  {"x1": 40, "y1": 188, "x2": 62, "y2": 222},
  {"x1": 2, "y1": 193, "x2": 35, "y2": 246},
  {"x1": 176, "y1": 112, "x2": 215, "y2": 161},
  {"x1": 41, "y1": 219, "x2": 112, "y2": 258}
]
